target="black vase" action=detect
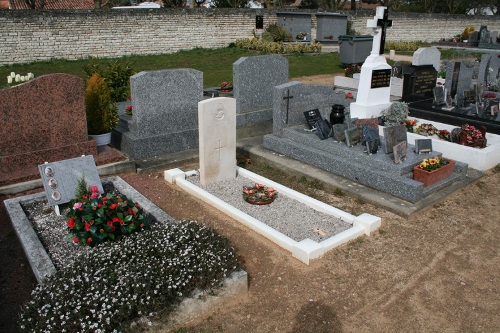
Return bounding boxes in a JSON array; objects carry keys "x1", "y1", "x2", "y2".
[{"x1": 330, "y1": 104, "x2": 345, "y2": 125}]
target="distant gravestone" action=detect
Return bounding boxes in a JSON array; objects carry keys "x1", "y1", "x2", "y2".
[
  {"x1": 479, "y1": 26, "x2": 490, "y2": 45},
  {"x1": 38, "y1": 156, "x2": 103, "y2": 206},
  {"x1": 445, "y1": 62, "x2": 461, "y2": 98},
  {"x1": 456, "y1": 63, "x2": 474, "y2": 105},
  {"x1": 490, "y1": 31, "x2": 498, "y2": 44},
  {"x1": 402, "y1": 65, "x2": 438, "y2": 102},
  {"x1": 0, "y1": 74, "x2": 97, "y2": 187},
  {"x1": 412, "y1": 47, "x2": 441, "y2": 72},
  {"x1": 198, "y1": 97, "x2": 236, "y2": 185},
  {"x1": 383, "y1": 124, "x2": 407, "y2": 154},
  {"x1": 488, "y1": 55, "x2": 500, "y2": 81},
  {"x1": 433, "y1": 86, "x2": 446, "y2": 106},
  {"x1": 116, "y1": 69, "x2": 203, "y2": 159},
  {"x1": 233, "y1": 54, "x2": 288, "y2": 128},
  {"x1": 478, "y1": 54, "x2": 493, "y2": 84},
  {"x1": 468, "y1": 31, "x2": 479, "y2": 45}
]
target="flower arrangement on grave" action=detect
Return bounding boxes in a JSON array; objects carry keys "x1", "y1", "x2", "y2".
[
  {"x1": 438, "y1": 129, "x2": 451, "y2": 141},
  {"x1": 5, "y1": 72, "x2": 34, "y2": 86},
  {"x1": 415, "y1": 123, "x2": 439, "y2": 137},
  {"x1": 483, "y1": 92, "x2": 497, "y2": 99},
  {"x1": 66, "y1": 179, "x2": 149, "y2": 246},
  {"x1": 461, "y1": 26, "x2": 475, "y2": 41},
  {"x1": 125, "y1": 105, "x2": 132, "y2": 115},
  {"x1": 344, "y1": 64, "x2": 361, "y2": 78},
  {"x1": 418, "y1": 156, "x2": 449, "y2": 172},
  {"x1": 402, "y1": 119, "x2": 418, "y2": 133},
  {"x1": 219, "y1": 81, "x2": 233, "y2": 92},
  {"x1": 380, "y1": 102, "x2": 409, "y2": 126},
  {"x1": 242, "y1": 183, "x2": 277, "y2": 205},
  {"x1": 460, "y1": 124, "x2": 484, "y2": 146}
]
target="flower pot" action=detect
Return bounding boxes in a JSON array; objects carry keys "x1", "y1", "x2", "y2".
[
  {"x1": 413, "y1": 159, "x2": 455, "y2": 187},
  {"x1": 89, "y1": 132, "x2": 112, "y2": 146}
]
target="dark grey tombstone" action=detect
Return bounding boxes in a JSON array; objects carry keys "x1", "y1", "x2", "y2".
[
  {"x1": 393, "y1": 140, "x2": 407, "y2": 164},
  {"x1": 332, "y1": 124, "x2": 347, "y2": 142},
  {"x1": 234, "y1": 54, "x2": 288, "y2": 128},
  {"x1": 479, "y1": 26, "x2": 490, "y2": 46},
  {"x1": 414, "y1": 139, "x2": 432, "y2": 154},
  {"x1": 456, "y1": 63, "x2": 474, "y2": 102},
  {"x1": 468, "y1": 31, "x2": 479, "y2": 45},
  {"x1": 478, "y1": 54, "x2": 492, "y2": 84},
  {"x1": 489, "y1": 56, "x2": 500, "y2": 82},
  {"x1": 38, "y1": 156, "x2": 103, "y2": 206},
  {"x1": 402, "y1": 65, "x2": 438, "y2": 102},
  {"x1": 383, "y1": 124, "x2": 407, "y2": 154}
]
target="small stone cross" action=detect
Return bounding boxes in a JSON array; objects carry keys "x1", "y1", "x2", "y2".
[{"x1": 214, "y1": 140, "x2": 225, "y2": 161}]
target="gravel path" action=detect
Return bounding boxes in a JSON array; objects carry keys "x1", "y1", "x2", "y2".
[{"x1": 188, "y1": 173, "x2": 351, "y2": 242}]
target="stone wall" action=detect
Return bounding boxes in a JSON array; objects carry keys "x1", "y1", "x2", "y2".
[{"x1": 1, "y1": 9, "x2": 499, "y2": 65}]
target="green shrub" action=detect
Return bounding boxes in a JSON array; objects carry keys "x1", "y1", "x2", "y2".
[
  {"x1": 85, "y1": 73, "x2": 119, "y2": 135},
  {"x1": 385, "y1": 40, "x2": 432, "y2": 52},
  {"x1": 262, "y1": 23, "x2": 291, "y2": 42},
  {"x1": 83, "y1": 58, "x2": 136, "y2": 103},
  {"x1": 235, "y1": 38, "x2": 321, "y2": 54}
]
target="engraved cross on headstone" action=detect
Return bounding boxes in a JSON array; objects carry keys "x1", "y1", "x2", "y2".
[
  {"x1": 283, "y1": 89, "x2": 294, "y2": 124},
  {"x1": 367, "y1": 7, "x2": 393, "y2": 56},
  {"x1": 214, "y1": 139, "x2": 225, "y2": 161}
]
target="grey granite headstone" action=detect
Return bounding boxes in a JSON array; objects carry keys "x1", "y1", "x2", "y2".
[
  {"x1": 393, "y1": 140, "x2": 407, "y2": 164},
  {"x1": 272, "y1": 81, "x2": 346, "y2": 137},
  {"x1": 489, "y1": 55, "x2": 500, "y2": 81},
  {"x1": 468, "y1": 31, "x2": 479, "y2": 44},
  {"x1": 445, "y1": 61, "x2": 460, "y2": 98},
  {"x1": 478, "y1": 54, "x2": 491, "y2": 85},
  {"x1": 479, "y1": 26, "x2": 490, "y2": 45},
  {"x1": 115, "y1": 69, "x2": 203, "y2": 159},
  {"x1": 414, "y1": 138, "x2": 432, "y2": 154},
  {"x1": 433, "y1": 86, "x2": 446, "y2": 106},
  {"x1": 456, "y1": 63, "x2": 474, "y2": 102},
  {"x1": 412, "y1": 47, "x2": 441, "y2": 72},
  {"x1": 490, "y1": 31, "x2": 498, "y2": 44},
  {"x1": 383, "y1": 124, "x2": 407, "y2": 154},
  {"x1": 234, "y1": 54, "x2": 288, "y2": 127},
  {"x1": 38, "y1": 156, "x2": 103, "y2": 206}
]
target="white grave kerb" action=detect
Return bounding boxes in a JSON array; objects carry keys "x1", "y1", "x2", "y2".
[
  {"x1": 350, "y1": 6, "x2": 393, "y2": 119},
  {"x1": 198, "y1": 97, "x2": 237, "y2": 185}
]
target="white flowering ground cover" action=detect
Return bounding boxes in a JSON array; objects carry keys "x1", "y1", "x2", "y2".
[{"x1": 17, "y1": 186, "x2": 239, "y2": 332}]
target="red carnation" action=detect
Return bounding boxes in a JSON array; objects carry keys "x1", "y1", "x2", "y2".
[
  {"x1": 72, "y1": 237, "x2": 80, "y2": 243},
  {"x1": 102, "y1": 197, "x2": 108, "y2": 202},
  {"x1": 85, "y1": 223, "x2": 91, "y2": 231},
  {"x1": 67, "y1": 218, "x2": 76, "y2": 229}
]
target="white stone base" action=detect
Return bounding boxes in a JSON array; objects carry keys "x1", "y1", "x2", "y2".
[{"x1": 350, "y1": 101, "x2": 392, "y2": 119}]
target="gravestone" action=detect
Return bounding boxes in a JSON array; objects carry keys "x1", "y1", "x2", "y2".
[
  {"x1": 38, "y1": 156, "x2": 103, "y2": 206},
  {"x1": 383, "y1": 124, "x2": 407, "y2": 154},
  {"x1": 234, "y1": 54, "x2": 288, "y2": 133},
  {"x1": 468, "y1": 31, "x2": 479, "y2": 46},
  {"x1": 412, "y1": 47, "x2": 441, "y2": 72},
  {"x1": 272, "y1": 81, "x2": 345, "y2": 137},
  {"x1": 433, "y1": 86, "x2": 446, "y2": 107},
  {"x1": 115, "y1": 69, "x2": 203, "y2": 160},
  {"x1": 350, "y1": 6, "x2": 393, "y2": 119},
  {"x1": 478, "y1": 54, "x2": 493, "y2": 84},
  {"x1": 479, "y1": 26, "x2": 490, "y2": 45},
  {"x1": 490, "y1": 31, "x2": 498, "y2": 44},
  {"x1": 414, "y1": 138, "x2": 432, "y2": 154},
  {"x1": 402, "y1": 65, "x2": 438, "y2": 102},
  {"x1": 455, "y1": 63, "x2": 474, "y2": 107},
  {"x1": 445, "y1": 62, "x2": 461, "y2": 98},
  {"x1": 198, "y1": 97, "x2": 236, "y2": 185},
  {"x1": 0, "y1": 74, "x2": 97, "y2": 187}
]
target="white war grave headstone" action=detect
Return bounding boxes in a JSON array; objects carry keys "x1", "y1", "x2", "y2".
[
  {"x1": 350, "y1": 6, "x2": 393, "y2": 119},
  {"x1": 198, "y1": 97, "x2": 237, "y2": 185}
]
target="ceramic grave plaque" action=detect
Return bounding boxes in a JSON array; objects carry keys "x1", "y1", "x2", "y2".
[
  {"x1": 383, "y1": 124, "x2": 407, "y2": 154},
  {"x1": 393, "y1": 140, "x2": 407, "y2": 164},
  {"x1": 38, "y1": 155, "x2": 103, "y2": 206}
]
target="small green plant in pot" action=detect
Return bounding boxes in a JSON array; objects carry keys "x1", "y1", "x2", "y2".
[
  {"x1": 380, "y1": 101, "x2": 409, "y2": 126},
  {"x1": 85, "y1": 73, "x2": 119, "y2": 136}
]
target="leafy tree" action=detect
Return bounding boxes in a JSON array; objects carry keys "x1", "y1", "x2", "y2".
[
  {"x1": 299, "y1": 0, "x2": 319, "y2": 9},
  {"x1": 210, "y1": 0, "x2": 250, "y2": 7}
]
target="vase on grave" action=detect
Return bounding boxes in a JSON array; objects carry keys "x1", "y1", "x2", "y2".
[
  {"x1": 413, "y1": 159, "x2": 455, "y2": 187},
  {"x1": 89, "y1": 132, "x2": 112, "y2": 146},
  {"x1": 330, "y1": 104, "x2": 345, "y2": 125}
]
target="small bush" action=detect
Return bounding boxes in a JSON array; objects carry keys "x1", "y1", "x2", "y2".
[
  {"x1": 85, "y1": 73, "x2": 119, "y2": 135},
  {"x1": 262, "y1": 23, "x2": 291, "y2": 43},
  {"x1": 235, "y1": 38, "x2": 321, "y2": 54},
  {"x1": 385, "y1": 40, "x2": 432, "y2": 52}
]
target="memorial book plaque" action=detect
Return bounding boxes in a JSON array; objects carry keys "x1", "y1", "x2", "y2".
[{"x1": 371, "y1": 69, "x2": 391, "y2": 88}]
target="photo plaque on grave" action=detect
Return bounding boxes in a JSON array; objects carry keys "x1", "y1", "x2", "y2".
[
  {"x1": 304, "y1": 109, "x2": 322, "y2": 129},
  {"x1": 371, "y1": 69, "x2": 392, "y2": 89}
]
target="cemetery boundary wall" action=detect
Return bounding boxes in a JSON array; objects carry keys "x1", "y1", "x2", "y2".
[{"x1": 1, "y1": 9, "x2": 500, "y2": 65}]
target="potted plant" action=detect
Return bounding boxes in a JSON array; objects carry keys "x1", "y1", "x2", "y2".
[
  {"x1": 85, "y1": 73, "x2": 119, "y2": 146},
  {"x1": 413, "y1": 156, "x2": 455, "y2": 187},
  {"x1": 459, "y1": 124, "x2": 486, "y2": 148},
  {"x1": 379, "y1": 102, "x2": 409, "y2": 126}
]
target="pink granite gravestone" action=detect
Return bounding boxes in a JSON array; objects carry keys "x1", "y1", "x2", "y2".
[{"x1": 0, "y1": 74, "x2": 97, "y2": 186}]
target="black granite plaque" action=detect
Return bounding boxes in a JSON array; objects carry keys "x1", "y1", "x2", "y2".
[
  {"x1": 402, "y1": 65, "x2": 438, "y2": 102},
  {"x1": 371, "y1": 69, "x2": 392, "y2": 88},
  {"x1": 414, "y1": 139, "x2": 432, "y2": 154},
  {"x1": 314, "y1": 119, "x2": 331, "y2": 140},
  {"x1": 304, "y1": 109, "x2": 322, "y2": 129}
]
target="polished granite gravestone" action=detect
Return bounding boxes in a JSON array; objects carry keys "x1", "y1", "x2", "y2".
[
  {"x1": 263, "y1": 125, "x2": 469, "y2": 203},
  {"x1": 113, "y1": 69, "x2": 203, "y2": 160},
  {"x1": 0, "y1": 74, "x2": 98, "y2": 186}
]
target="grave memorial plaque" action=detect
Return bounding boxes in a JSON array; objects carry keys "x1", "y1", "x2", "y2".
[
  {"x1": 345, "y1": 127, "x2": 360, "y2": 147},
  {"x1": 332, "y1": 124, "x2": 347, "y2": 142},
  {"x1": 383, "y1": 124, "x2": 407, "y2": 154},
  {"x1": 371, "y1": 69, "x2": 392, "y2": 88},
  {"x1": 304, "y1": 109, "x2": 322, "y2": 129},
  {"x1": 393, "y1": 140, "x2": 407, "y2": 164},
  {"x1": 38, "y1": 156, "x2": 103, "y2": 207},
  {"x1": 402, "y1": 65, "x2": 438, "y2": 102},
  {"x1": 314, "y1": 119, "x2": 332, "y2": 140},
  {"x1": 415, "y1": 139, "x2": 432, "y2": 154}
]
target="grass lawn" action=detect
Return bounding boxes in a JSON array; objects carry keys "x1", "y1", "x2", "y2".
[{"x1": 0, "y1": 47, "x2": 344, "y2": 89}]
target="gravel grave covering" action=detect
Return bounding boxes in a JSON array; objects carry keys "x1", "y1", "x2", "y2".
[{"x1": 187, "y1": 174, "x2": 352, "y2": 242}]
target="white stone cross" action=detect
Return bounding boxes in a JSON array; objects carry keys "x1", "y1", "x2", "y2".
[{"x1": 367, "y1": 6, "x2": 393, "y2": 56}]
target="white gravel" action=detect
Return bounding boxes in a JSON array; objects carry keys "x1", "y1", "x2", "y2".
[{"x1": 187, "y1": 174, "x2": 352, "y2": 242}]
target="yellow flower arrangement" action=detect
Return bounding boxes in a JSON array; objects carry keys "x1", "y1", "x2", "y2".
[{"x1": 419, "y1": 156, "x2": 448, "y2": 172}]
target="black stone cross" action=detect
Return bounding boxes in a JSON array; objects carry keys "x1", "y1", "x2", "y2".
[
  {"x1": 376, "y1": 8, "x2": 392, "y2": 55},
  {"x1": 283, "y1": 89, "x2": 294, "y2": 124}
]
